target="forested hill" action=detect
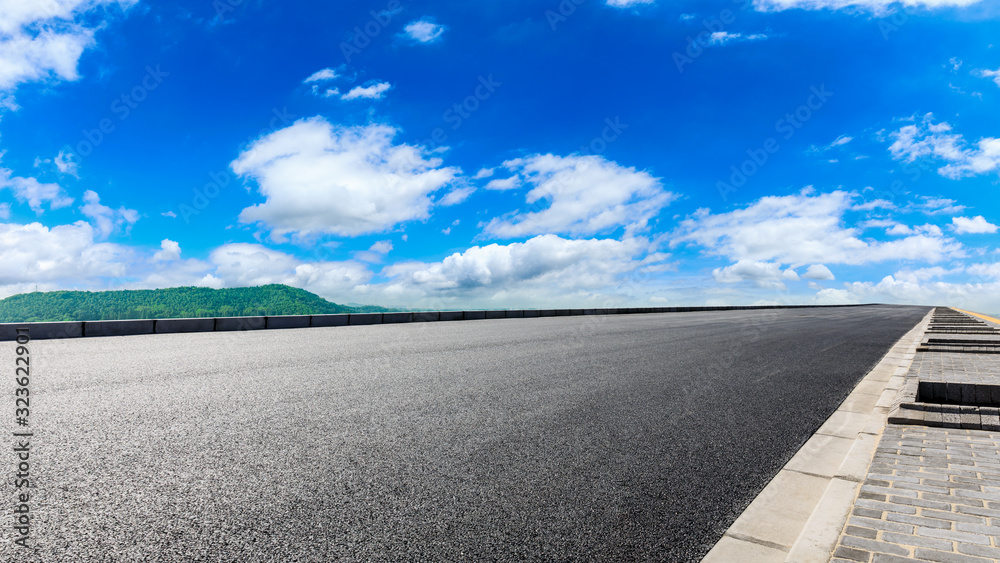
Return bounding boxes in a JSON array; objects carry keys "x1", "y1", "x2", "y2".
[{"x1": 0, "y1": 285, "x2": 393, "y2": 323}]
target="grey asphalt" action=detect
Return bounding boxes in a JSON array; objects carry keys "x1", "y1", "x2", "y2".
[{"x1": 2, "y1": 305, "x2": 929, "y2": 562}]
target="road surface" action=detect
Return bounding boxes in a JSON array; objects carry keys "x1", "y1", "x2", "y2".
[{"x1": 2, "y1": 305, "x2": 929, "y2": 561}]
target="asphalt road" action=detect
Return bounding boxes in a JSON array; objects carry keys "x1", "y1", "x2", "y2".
[{"x1": 2, "y1": 305, "x2": 929, "y2": 562}]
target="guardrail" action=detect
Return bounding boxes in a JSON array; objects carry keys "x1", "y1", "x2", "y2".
[{"x1": 0, "y1": 303, "x2": 876, "y2": 341}]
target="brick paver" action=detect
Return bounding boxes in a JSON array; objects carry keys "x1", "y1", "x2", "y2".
[
  {"x1": 830, "y1": 308, "x2": 1000, "y2": 562},
  {"x1": 831, "y1": 425, "x2": 1000, "y2": 561}
]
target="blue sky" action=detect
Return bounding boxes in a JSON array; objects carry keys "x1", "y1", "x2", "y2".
[{"x1": 1, "y1": 0, "x2": 999, "y2": 311}]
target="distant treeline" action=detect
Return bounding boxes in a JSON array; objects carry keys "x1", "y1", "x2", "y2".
[{"x1": 0, "y1": 284, "x2": 395, "y2": 323}]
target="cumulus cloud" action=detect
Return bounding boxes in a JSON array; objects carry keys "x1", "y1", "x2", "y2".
[
  {"x1": 80, "y1": 190, "x2": 139, "y2": 238},
  {"x1": 233, "y1": 117, "x2": 460, "y2": 239},
  {"x1": 341, "y1": 82, "x2": 391, "y2": 100},
  {"x1": 401, "y1": 18, "x2": 446, "y2": 43},
  {"x1": 976, "y1": 68, "x2": 1000, "y2": 87},
  {"x1": 152, "y1": 239, "x2": 181, "y2": 262},
  {"x1": 53, "y1": 149, "x2": 79, "y2": 176},
  {"x1": 673, "y1": 189, "x2": 964, "y2": 266},
  {"x1": 888, "y1": 114, "x2": 1000, "y2": 179},
  {"x1": 0, "y1": 0, "x2": 136, "y2": 97},
  {"x1": 0, "y1": 169, "x2": 74, "y2": 212},
  {"x1": 482, "y1": 154, "x2": 674, "y2": 238},
  {"x1": 0, "y1": 221, "x2": 131, "y2": 291},
  {"x1": 952, "y1": 215, "x2": 999, "y2": 234},
  {"x1": 751, "y1": 0, "x2": 983, "y2": 12},
  {"x1": 376, "y1": 234, "x2": 668, "y2": 307},
  {"x1": 207, "y1": 243, "x2": 372, "y2": 298},
  {"x1": 803, "y1": 264, "x2": 835, "y2": 280},
  {"x1": 369, "y1": 240, "x2": 393, "y2": 254},
  {"x1": 712, "y1": 260, "x2": 799, "y2": 290}
]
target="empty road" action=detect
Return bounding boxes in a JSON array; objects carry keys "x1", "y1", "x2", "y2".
[{"x1": 2, "y1": 305, "x2": 929, "y2": 561}]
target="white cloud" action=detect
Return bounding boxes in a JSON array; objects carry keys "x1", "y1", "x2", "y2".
[
  {"x1": 828, "y1": 135, "x2": 853, "y2": 148},
  {"x1": 0, "y1": 169, "x2": 74, "y2": 212},
  {"x1": 233, "y1": 117, "x2": 460, "y2": 239},
  {"x1": 0, "y1": 0, "x2": 136, "y2": 96},
  {"x1": 803, "y1": 264, "x2": 835, "y2": 280},
  {"x1": 303, "y1": 67, "x2": 337, "y2": 83},
  {"x1": 341, "y1": 81, "x2": 391, "y2": 101},
  {"x1": 888, "y1": 115, "x2": 1000, "y2": 179},
  {"x1": 751, "y1": 0, "x2": 983, "y2": 12},
  {"x1": 54, "y1": 148, "x2": 79, "y2": 176},
  {"x1": 161, "y1": 210, "x2": 177, "y2": 218},
  {"x1": 952, "y1": 215, "x2": 999, "y2": 234},
  {"x1": 79, "y1": 190, "x2": 139, "y2": 238},
  {"x1": 852, "y1": 198, "x2": 895, "y2": 211},
  {"x1": 376, "y1": 234, "x2": 668, "y2": 307},
  {"x1": 0, "y1": 221, "x2": 131, "y2": 291},
  {"x1": 707, "y1": 32, "x2": 768, "y2": 46},
  {"x1": 814, "y1": 273, "x2": 1000, "y2": 312},
  {"x1": 207, "y1": 243, "x2": 372, "y2": 299},
  {"x1": 673, "y1": 189, "x2": 964, "y2": 266},
  {"x1": 885, "y1": 223, "x2": 943, "y2": 237},
  {"x1": 916, "y1": 196, "x2": 966, "y2": 215},
  {"x1": 473, "y1": 168, "x2": 494, "y2": 179},
  {"x1": 484, "y1": 176, "x2": 521, "y2": 191},
  {"x1": 0, "y1": 202, "x2": 9, "y2": 219},
  {"x1": 606, "y1": 0, "x2": 655, "y2": 7},
  {"x1": 369, "y1": 240, "x2": 393, "y2": 254},
  {"x1": 712, "y1": 260, "x2": 799, "y2": 290},
  {"x1": 976, "y1": 68, "x2": 1000, "y2": 87},
  {"x1": 402, "y1": 18, "x2": 446, "y2": 44},
  {"x1": 152, "y1": 239, "x2": 181, "y2": 261},
  {"x1": 482, "y1": 154, "x2": 674, "y2": 238},
  {"x1": 438, "y1": 186, "x2": 473, "y2": 206}
]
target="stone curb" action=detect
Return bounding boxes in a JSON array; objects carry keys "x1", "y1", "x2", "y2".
[
  {"x1": 0, "y1": 303, "x2": 873, "y2": 341},
  {"x1": 702, "y1": 308, "x2": 934, "y2": 562}
]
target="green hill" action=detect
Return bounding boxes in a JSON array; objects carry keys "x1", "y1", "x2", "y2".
[{"x1": 0, "y1": 285, "x2": 394, "y2": 323}]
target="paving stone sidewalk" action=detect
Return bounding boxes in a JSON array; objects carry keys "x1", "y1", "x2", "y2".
[{"x1": 829, "y1": 309, "x2": 1000, "y2": 563}]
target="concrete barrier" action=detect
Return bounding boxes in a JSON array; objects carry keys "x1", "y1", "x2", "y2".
[
  {"x1": 266, "y1": 315, "x2": 310, "y2": 329},
  {"x1": 0, "y1": 303, "x2": 879, "y2": 340},
  {"x1": 216, "y1": 316, "x2": 265, "y2": 331},
  {"x1": 84, "y1": 320, "x2": 155, "y2": 337},
  {"x1": 155, "y1": 318, "x2": 215, "y2": 334},
  {"x1": 383, "y1": 312, "x2": 412, "y2": 324},
  {"x1": 0, "y1": 322, "x2": 84, "y2": 341},
  {"x1": 349, "y1": 313, "x2": 382, "y2": 325},
  {"x1": 311, "y1": 314, "x2": 349, "y2": 327}
]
